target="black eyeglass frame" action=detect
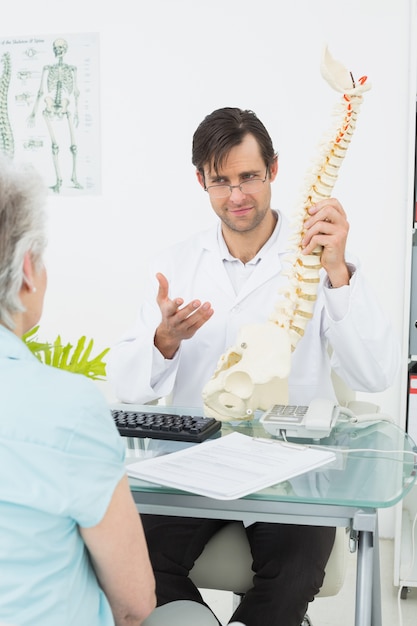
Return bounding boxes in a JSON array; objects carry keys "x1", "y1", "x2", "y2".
[{"x1": 204, "y1": 167, "x2": 269, "y2": 198}]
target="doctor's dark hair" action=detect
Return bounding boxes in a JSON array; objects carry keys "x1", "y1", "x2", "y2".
[
  {"x1": 0, "y1": 154, "x2": 47, "y2": 329},
  {"x1": 192, "y1": 107, "x2": 277, "y2": 175}
]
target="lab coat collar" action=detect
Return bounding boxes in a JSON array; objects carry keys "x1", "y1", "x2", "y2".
[{"x1": 199, "y1": 210, "x2": 292, "y2": 303}]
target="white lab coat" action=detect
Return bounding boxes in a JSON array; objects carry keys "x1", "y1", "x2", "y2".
[{"x1": 107, "y1": 211, "x2": 400, "y2": 408}]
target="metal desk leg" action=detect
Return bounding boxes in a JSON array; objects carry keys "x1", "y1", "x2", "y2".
[
  {"x1": 371, "y1": 518, "x2": 382, "y2": 626},
  {"x1": 355, "y1": 530, "x2": 374, "y2": 626},
  {"x1": 354, "y1": 521, "x2": 382, "y2": 626}
]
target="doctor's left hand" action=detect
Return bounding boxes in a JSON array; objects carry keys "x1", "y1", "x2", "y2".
[{"x1": 153, "y1": 272, "x2": 214, "y2": 359}]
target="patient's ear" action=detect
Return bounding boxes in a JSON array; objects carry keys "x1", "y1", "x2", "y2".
[{"x1": 21, "y1": 251, "x2": 35, "y2": 292}]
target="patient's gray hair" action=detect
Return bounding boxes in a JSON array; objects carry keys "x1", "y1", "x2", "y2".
[{"x1": 0, "y1": 155, "x2": 48, "y2": 329}]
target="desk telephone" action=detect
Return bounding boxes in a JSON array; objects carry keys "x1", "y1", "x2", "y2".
[{"x1": 260, "y1": 398, "x2": 340, "y2": 440}]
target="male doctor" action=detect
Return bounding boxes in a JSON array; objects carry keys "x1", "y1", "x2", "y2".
[{"x1": 107, "y1": 107, "x2": 400, "y2": 626}]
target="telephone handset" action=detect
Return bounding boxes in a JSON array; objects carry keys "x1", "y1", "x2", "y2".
[{"x1": 260, "y1": 397, "x2": 340, "y2": 440}]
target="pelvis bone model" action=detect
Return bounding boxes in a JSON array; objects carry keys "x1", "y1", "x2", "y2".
[{"x1": 202, "y1": 46, "x2": 371, "y2": 421}]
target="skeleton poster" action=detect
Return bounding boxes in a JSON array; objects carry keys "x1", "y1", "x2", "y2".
[{"x1": 0, "y1": 32, "x2": 100, "y2": 195}]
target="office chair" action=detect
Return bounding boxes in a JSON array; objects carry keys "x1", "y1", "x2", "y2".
[
  {"x1": 143, "y1": 600, "x2": 219, "y2": 625},
  {"x1": 143, "y1": 599, "x2": 248, "y2": 626}
]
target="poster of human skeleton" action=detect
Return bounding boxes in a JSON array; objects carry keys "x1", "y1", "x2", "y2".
[{"x1": 0, "y1": 32, "x2": 100, "y2": 195}]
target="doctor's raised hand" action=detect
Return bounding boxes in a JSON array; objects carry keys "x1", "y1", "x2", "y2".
[{"x1": 154, "y1": 272, "x2": 214, "y2": 359}]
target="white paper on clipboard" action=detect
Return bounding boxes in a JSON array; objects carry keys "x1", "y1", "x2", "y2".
[{"x1": 126, "y1": 432, "x2": 336, "y2": 500}]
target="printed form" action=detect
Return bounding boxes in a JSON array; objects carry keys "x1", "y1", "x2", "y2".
[{"x1": 126, "y1": 432, "x2": 336, "y2": 500}]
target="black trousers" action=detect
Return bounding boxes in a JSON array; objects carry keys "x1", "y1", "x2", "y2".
[{"x1": 141, "y1": 514, "x2": 336, "y2": 626}]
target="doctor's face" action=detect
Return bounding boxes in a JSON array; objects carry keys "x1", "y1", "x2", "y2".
[{"x1": 199, "y1": 134, "x2": 278, "y2": 235}]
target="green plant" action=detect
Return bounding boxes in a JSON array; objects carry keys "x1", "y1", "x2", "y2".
[{"x1": 22, "y1": 325, "x2": 110, "y2": 381}]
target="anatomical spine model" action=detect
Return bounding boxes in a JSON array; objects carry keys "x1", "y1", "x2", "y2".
[{"x1": 202, "y1": 47, "x2": 371, "y2": 421}]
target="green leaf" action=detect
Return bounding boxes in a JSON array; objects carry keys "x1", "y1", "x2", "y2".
[
  {"x1": 51, "y1": 336, "x2": 63, "y2": 368},
  {"x1": 22, "y1": 325, "x2": 40, "y2": 341},
  {"x1": 58, "y1": 343, "x2": 73, "y2": 369},
  {"x1": 22, "y1": 326, "x2": 109, "y2": 381},
  {"x1": 69, "y1": 336, "x2": 86, "y2": 369}
]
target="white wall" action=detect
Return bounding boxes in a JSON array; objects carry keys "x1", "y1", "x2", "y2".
[{"x1": 5, "y1": 0, "x2": 417, "y2": 536}]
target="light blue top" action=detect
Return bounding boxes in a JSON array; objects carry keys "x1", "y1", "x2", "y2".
[{"x1": 0, "y1": 325, "x2": 126, "y2": 626}]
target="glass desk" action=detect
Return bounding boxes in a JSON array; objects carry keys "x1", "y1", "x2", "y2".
[{"x1": 122, "y1": 404, "x2": 417, "y2": 626}]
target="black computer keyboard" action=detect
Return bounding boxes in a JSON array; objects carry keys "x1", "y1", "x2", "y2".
[{"x1": 111, "y1": 409, "x2": 222, "y2": 443}]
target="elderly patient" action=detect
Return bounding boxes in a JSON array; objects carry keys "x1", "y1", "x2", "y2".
[
  {"x1": 0, "y1": 155, "x2": 156, "y2": 626},
  {"x1": 0, "y1": 155, "x2": 222, "y2": 626}
]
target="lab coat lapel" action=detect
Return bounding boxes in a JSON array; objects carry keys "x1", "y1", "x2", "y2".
[{"x1": 199, "y1": 228, "x2": 236, "y2": 299}]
